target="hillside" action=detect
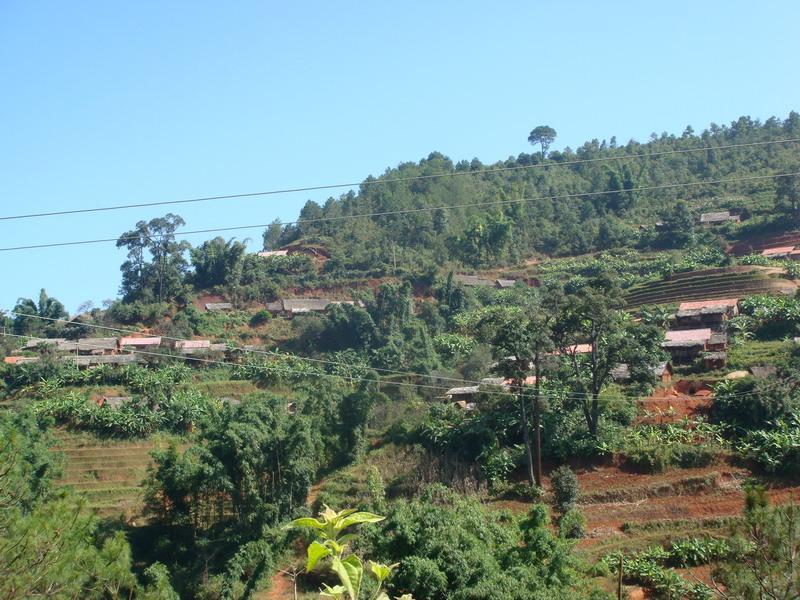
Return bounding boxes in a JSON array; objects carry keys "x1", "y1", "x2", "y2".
[{"x1": 3, "y1": 113, "x2": 800, "y2": 600}]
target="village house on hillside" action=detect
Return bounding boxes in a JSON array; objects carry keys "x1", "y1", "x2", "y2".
[
  {"x1": 662, "y1": 328, "x2": 712, "y2": 362},
  {"x1": 205, "y1": 302, "x2": 233, "y2": 311},
  {"x1": 454, "y1": 274, "x2": 493, "y2": 287},
  {"x1": 495, "y1": 278, "x2": 519, "y2": 289},
  {"x1": 674, "y1": 298, "x2": 738, "y2": 331},
  {"x1": 69, "y1": 354, "x2": 140, "y2": 368},
  {"x1": 265, "y1": 298, "x2": 360, "y2": 318},
  {"x1": 119, "y1": 336, "x2": 162, "y2": 349},
  {"x1": 699, "y1": 210, "x2": 740, "y2": 227},
  {"x1": 611, "y1": 361, "x2": 673, "y2": 384},
  {"x1": 761, "y1": 246, "x2": 800, "y2": 260},
  {"x1": 662, "y1": 327, "x2": 728, "y2": 367},
  {"x1": 256, "y1": 250, "x2": 289, "y2": 258}
]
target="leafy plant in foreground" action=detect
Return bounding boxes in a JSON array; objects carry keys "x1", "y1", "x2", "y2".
[{"x1": 290, "y1": 506, "x2": 413, "y2": 600}]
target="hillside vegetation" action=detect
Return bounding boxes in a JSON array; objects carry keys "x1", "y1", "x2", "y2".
[{"x1": 3, "y1": 114, "x2": 800, "y2": 600}]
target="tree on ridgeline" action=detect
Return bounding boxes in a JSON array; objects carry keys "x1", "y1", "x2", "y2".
[
  {"x1": 12, "y1": 288, "x2": 68, "y2": 336},
  {"x1": 527, "y1": 125, "x2": 557, "y2": 159}
]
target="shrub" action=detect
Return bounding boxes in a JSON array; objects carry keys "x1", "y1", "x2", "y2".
[
  {"x1": 619, "y1": 420, "x2": 726, "y2": 473},
  {"x1": 738, "y1": 416, "x2": 800, "y2": 474},
  {"x1": 249, "y1": 309, "x2": 272, "y2": 326},
  {"x1": 558, "y1": 508, "x2": 586, "y2": 539},
  {"x1": 393, "y1": 556, "x2": 448, "y2": 600},
  {"x1": 550, "y1": 465, "x2": 579, "y2": 513}
]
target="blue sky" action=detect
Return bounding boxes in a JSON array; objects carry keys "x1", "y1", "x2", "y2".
[{"x1": 0, "y1": 1, "x2": 798, "y2": 313}]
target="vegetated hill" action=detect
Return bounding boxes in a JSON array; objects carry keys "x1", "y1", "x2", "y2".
[
  {"x1": 268, "y1": 113, "x2": 799, "y2": 276},
  {"x1": 625, "y1": 265, "x2": 796, "y2": 307}
]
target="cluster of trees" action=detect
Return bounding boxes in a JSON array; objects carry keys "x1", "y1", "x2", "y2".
[
  {"x1": 139, "y1": 376, "x2": 380, "y2": 597},
  {"x1": 262, "y1": 113, "x2": 799, "y2": 274},
  {"x1": 0, "y1": 410, "x2": 177, "y2": 598},
  {"x1": 418, "y1": 273, "x2": 666, "y2": 490}
]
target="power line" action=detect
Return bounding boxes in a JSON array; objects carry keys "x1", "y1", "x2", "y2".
[
  {"x1": 1, "y1": 171, "x2": 797, "y2": 253},
  {"x1": 2, "y1": 313, "x2": 788, "y2": 403},
  {"x1": 1, "y1": 137, "x2": 797, "y2": 222},
  {"x1": 0, "y1": 331, "x2": 450, "y2": 395},
  {"x1": 4, "y1": 310, "x2": 476, "y2": 388}
]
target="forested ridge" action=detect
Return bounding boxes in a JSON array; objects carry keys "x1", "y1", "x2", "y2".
[
  {"x1": 3, "y1": 113, "x2": 800, "y2": 599},
  {"x1": 275, "y1": 113, "x2": 800, "y2": 271}
]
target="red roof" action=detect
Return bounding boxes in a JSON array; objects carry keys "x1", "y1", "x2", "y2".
[
  {"x1": 761, "y1": 246, "x2": 796, "y2": 256},
  {"x1": 665, "y1": 328, "x2": 712, "y2": 343},
  {"x1": 119, "y1": 336, "x2": 162, "y2": 346},
  {"x1": 678, "y1": 299, "x2": 738, "y2": 311}
]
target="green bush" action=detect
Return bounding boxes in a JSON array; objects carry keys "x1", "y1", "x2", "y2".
[
  {"x1": 249, "y1": 309, "x2": 272, "y2": 326},
  {"x1": 558, "y1": 508, "x2": 586, "y2": 539},
  {"x1": 738, "y1": 416, "x2": 800, "y2": 474},
  {"x1": 550, "y1": 465, "x2": 579, "y2": 513},
  {"x1": 619, "y1": 420, "x2": 726, "y2": 473}
]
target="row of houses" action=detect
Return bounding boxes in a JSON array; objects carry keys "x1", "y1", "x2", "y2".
[
  {"x1": 4, "y1": 335, "x2": 232, "y2": 368},
  {"x1": 442, "y1": 297, "x2": 740, "y2": 410}
]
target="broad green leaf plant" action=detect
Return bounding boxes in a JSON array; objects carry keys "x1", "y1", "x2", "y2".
[{"x1": 290, "y1": 506, "x2": 413, "y2": 600}]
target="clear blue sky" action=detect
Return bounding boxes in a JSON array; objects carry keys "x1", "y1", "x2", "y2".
[{"x1": 1, "y1": 1, "x2": 798, "y2": 313}]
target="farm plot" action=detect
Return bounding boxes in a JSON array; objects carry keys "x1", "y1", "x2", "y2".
[
  {"x1": 52, "y1": 430, "x2": 175, "y2": 520},
  {"x1": 625, "y1": 266, "x2": 794, "y2": 307}
]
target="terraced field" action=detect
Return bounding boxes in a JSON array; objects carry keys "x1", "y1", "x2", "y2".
[
  {"x1": 625, "y1": 265, "x2": 795, "y2": 307},
  {"x1": 52, "y1": 431, "x2": 175, "y2": 520}
]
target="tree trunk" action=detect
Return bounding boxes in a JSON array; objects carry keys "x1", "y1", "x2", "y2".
[
  {"x1": 519, "y1": 392, "x2": 535, "y2": 486},
  {"x1": 589, "y1": 391, "x2": 600, "y2": 438},
  {"x1": 531, "y1": 359, "x2": 543, "y2": 487}
]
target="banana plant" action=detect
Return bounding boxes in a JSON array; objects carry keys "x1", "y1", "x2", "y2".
[{"x1": 290, "y1": 506, "x2": 412, "y2": 600}]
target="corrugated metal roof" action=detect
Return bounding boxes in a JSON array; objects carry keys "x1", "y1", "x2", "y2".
[
  {"x1": 700, "y1": 211, "x2": 733, "y2": 223},
  {"x1": 257, "y1": 250, "x2": 289, "y2": 258},
  {"x1": 283, "y1": 299, "x2": 331, "y2": 312},
  {"x1": 445, "y1": 386, "x2": 480, "y2": 396},
  {"x1": 678, "y1": 299, "x2": 738, "y2": 311},
  {"x1": 23, "y1": 338, "x2": 64, "y2": 349},
  {"x1": 119, "y1": 337, "x2": 162, "y2": 347},
  {"x1": 205, "y1": 302, "x2": 233, "y2": 311},
  {"x1": 173, "y1": 340, "x2": 211, "y2": 349},
  {"x1": 665, "y1": 328, "x2": 712, "y2": 343},
  {"x1": 495, "y1": 279, "x2": 517, "y2": 288},
  {"x1": 454, "y1": 274, "x2": 493, "y2": 287},
  {"x1": 761, "y1": 246, "x2": 796, "y2": 256},
  {"x1": 69, "y1": 354, "x2": 140, "y2": 366}
]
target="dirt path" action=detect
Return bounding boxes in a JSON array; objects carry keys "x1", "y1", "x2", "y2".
[{"x1": 259, "y1": 481, "x2": 325, "y2": 599}]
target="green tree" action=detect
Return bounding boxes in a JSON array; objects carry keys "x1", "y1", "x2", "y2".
[
  {"x1": 527, "y1": 125, "x2": 557, "y2": 159},
  {"x1": 776, "y1": 174, "x2": 800, "y2": 227},
  {"x1": 190, "y1": 236, "x2": 248, "y2": 290},
  {"x1": 710, "y1": 490, "x2": 800, "y2": 599},
  {"x1": 658, "y1": 201, "x2": 695, "y2": 248},
  {"x1": 0, "y1": 413, "x2": 175, "y2": 599},
  {"x1": 116, "y1": 213, "x2": 190, "y2": 302},
  {"x1": 12, "y1": 288, "x2": 68, "y2": 336},
  {"x1": 489, "y1": 301, "x2": 555, "y2": 487},
  {"x1": 262, "y1": 218, "x2": 284, "y2": 250},
  {"x1": 553, "y1": 276, "x2": 663, "y2": 437}
]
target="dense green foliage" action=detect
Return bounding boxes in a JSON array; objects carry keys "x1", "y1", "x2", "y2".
[
  {"x1": 0, "y1": 412, "x2": 177, "y2": 598},
  {"x1": 360, "y1": 485, "x2": 605, "y2": 600}
]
